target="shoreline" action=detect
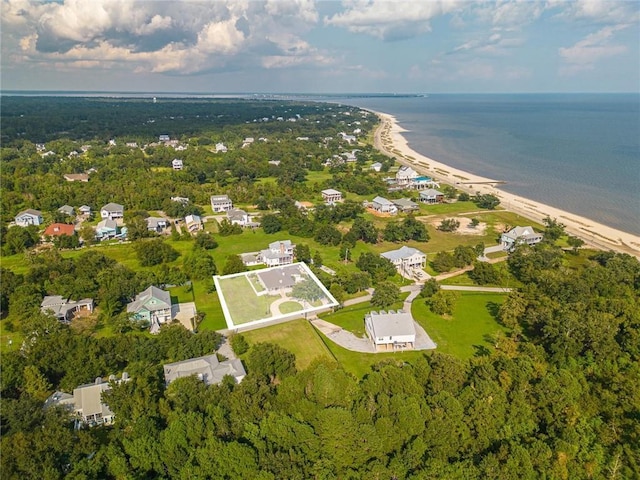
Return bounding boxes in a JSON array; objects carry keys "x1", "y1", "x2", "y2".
[{"x1": 371, "y1": 110, "x2": 640, "y2": 259}]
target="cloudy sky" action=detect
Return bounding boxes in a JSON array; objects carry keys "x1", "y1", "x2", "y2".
[{"x1": 1, "y1": 0, "x2": 639, "y2": 93}]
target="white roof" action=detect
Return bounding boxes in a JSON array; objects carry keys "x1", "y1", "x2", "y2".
[
  {"x1": 366, "y1": 310, "x2": 416, "y2": 338},
  {"x1": 381, "y1": 246, "x2": 425, "y2": 262},
  {"x1": 321, "y1": 188, "x2": 341, "y2": 195},
  {"x1": 372, "y1": 196, "x2": 394, "y2": 206}
]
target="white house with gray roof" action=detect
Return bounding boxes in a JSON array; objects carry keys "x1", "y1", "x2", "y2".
[
  {"x1": 41, "y1": 295, "x2": 94, "y2": 323},
  {"x1": 164, "y1": 354, "x2": 246, "y2": 386},
  {"x1": 258, "y1": 240, "x2": 296, "y2": 267},
  {"x1": 365, "y1": 310, "x2": 416, "y2": 351},
  {"x1": 321, "y1": 189, "x2": 342, "y2": 204},
  {"x1": 419, "y1": 189, "x2": 445, "y2": 204},
  {"x1": 372, "y1": 196, "x2": 398, "y2": 214},
  {"x1": 100, "y1": 203, "x2": 124, "y2": 220},
  {"x1": 210, "y1": 194, "x2": 233, "y2": 213},
  {"x1": 381, "y1": 246, "x2": 427, "y2": 271},
  {"x1": 15, "y1": 209, "x2": 43, "y2": 227},
  {"x1": 395, "y1": 165, "x2": 419, "y2": 185},
  {"x1": 501, "y1": 226, "x2": 544, "y2": 251}
]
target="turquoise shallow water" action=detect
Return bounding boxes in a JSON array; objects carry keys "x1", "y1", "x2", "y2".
[{"x1": 335, "y1": 94, "x2": 640, "y2": 236}]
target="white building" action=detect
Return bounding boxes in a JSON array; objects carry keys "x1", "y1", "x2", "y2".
[
  {"x1": 371, "y1": 196, "x2": 398, "y2": 214},
  {"x1": 14, "y1": 209, "x2": 43, "y2": 227},
  {"x1": 501, "y1": 226, "x2": 544, "y2": 251},
  {"x1": 215, "y1": 143, "x2": 228, "y2": 153},
  {"x1": 365, "y1": 310, "x2": 416, "y2": 351},
  {"x1": 185, "y1": 214, "x2": 203, "y2": 233},
  {"x1": 381, "y1": 246, "x2": 427, "y2": 271},
  {"x1": 210, "y1": 195, "x2": 233, "y2": 213},
  {"x1": 321, "y1": 189, "x2": 342, "y2": 204},
  {"x1": 172, "y1": 159, "x2": 184, "y2": 170},
  {"x1": 100, "y1": 203, "x2": 124, "y2": 220},
  {"x1": 396, "y1": 165, "x2": 419, "y2": 185},
  {"x1": 259, "y1": 240, "x2": 296, "y2": 267}
]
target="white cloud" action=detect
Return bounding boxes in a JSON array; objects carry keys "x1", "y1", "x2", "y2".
[
  {"x1": 324, "y1": 1, "x2": 461, "y2": 40},
  {"x1": 1, "y1": 0, "x2": 321, "y2": 75},
  {"x1": 558, "y1": 24, "x2": 630, "y2": 75}
]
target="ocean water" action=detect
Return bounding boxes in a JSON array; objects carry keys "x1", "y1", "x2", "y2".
[{"x1": 334, "y1": 94, "x2": 640, "y2": 236}]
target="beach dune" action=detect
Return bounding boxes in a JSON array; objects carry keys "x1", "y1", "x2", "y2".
[{"x1": 372, "y1": 111, "x2": 640, "y2": 258}]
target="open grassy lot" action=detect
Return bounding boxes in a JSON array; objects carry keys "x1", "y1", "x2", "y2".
[
  {"x1": 412, "y1": 291, "x2": 508, "y2": 359},
  {"x1": 242, "y1": 319, "x2": 336, "y2": 370},
  {"x1": 192, "y1": 280, "x2": 227, "y2": 331},
  {"x1": 217, "y1": 275, "x2": 278, "y2": 325}
]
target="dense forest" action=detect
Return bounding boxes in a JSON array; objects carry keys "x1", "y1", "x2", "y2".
[
  {"x1": 1, "y1": 97, "x2": 639, "y2": 479},
  {"x1": 1, "y1": 248, "x2": 639, "y2": 478}
]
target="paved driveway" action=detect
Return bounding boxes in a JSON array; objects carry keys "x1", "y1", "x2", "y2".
[{"x1": 172, "y1": 302, "x2": 196, "y2": 331}]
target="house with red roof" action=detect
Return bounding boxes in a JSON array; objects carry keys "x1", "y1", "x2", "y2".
[{"x1": 44, "y1": 223, "x2": 75, "y2": 237}]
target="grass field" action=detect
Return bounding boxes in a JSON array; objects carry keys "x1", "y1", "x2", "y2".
[
  {"x1": 242, "y1": 319, "x2": 336, "y2": 370},
  {"x1": 279, "y1": 301, "x2": 303, "y2": 314},
  {"x1": 317, "y1": 334, "x2": 426, "y2": 378},
  {"x1": 412, "y1": 291, "x2": 508, "y2": 359},
  {"x1": 192, "y1": 280, "x2": 227, "y2": 331},
  {"x1": 217, "y1": 276, "x2": 278, "y2": 325}
]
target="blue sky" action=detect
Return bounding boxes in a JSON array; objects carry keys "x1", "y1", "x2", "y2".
[{"x1": 1, "y1": 0, "x2": 638, "y2": 93}]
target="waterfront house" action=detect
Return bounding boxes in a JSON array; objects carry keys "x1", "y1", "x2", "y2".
[
  {"x1": 419, "y1": 189, "x2": 445, "y2": 204},
  {"x1": 501, "y1": 226, "x2": 544, "y2": 251},
  {"x1": 164, "y1": 354, "x2": 246, "y2": 386},
  {"x1": 321, "y1": 189, "x2": 342, "y2": 204},
  {"x1": 396, "y1": 166, "x2": 419, "y2": 185},
  {"x1": 381, "y1": 246, "x2": 427, "y2": 271},
  {"x1": 100, "y1": 203, "x2": 124, "y2": 220},
  {"x1": 365, "y1": 310, "x2": 416, "y2": 351},
  {"x1": 210, "y1": 195, "x2": 233, "y2": 213},
  {"x1": 127, "y1": 286, "x2": 173, "y2": 333},
  {"x1": 15, "y1": 209, "x2": 43, "y2": 227},
  {"x1": 372, "y1": 196, "x2": 398, "y2": 215}
]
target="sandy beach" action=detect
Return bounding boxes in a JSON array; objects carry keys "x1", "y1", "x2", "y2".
[{"x1": 372, "y1": 111, "x2": 640, "y2": 258}]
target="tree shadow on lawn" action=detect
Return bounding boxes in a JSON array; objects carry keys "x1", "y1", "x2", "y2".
[
  {"x1": 486, "y1": 301, "x2": 501, "y2": 320},
  {"x1": 473, "y1": 344, "x2": 492, "y2": 357}
]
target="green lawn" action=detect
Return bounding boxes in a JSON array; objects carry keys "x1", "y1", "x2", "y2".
[
  {"x1": 217, "y1": 276, "x2": 278, "y2": 325},
  {"x1": 412, "y1": 292, "x2": 508, "y2": 359},
  {"x1": 242, "y1": 319, "x2": 336, "y2": 370},
  {"x1": 317, "y1": 333, "x2": 426, "y2": 379},
  {"x1": 279, "y1": 301, "x2": 303, "y2": 314},
  {"x1": 169, "y1": 284, "x2": 196, "y2": 304},
  {"x1": 192, "y1": 280, "x2": 227, "y2": 331}
]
